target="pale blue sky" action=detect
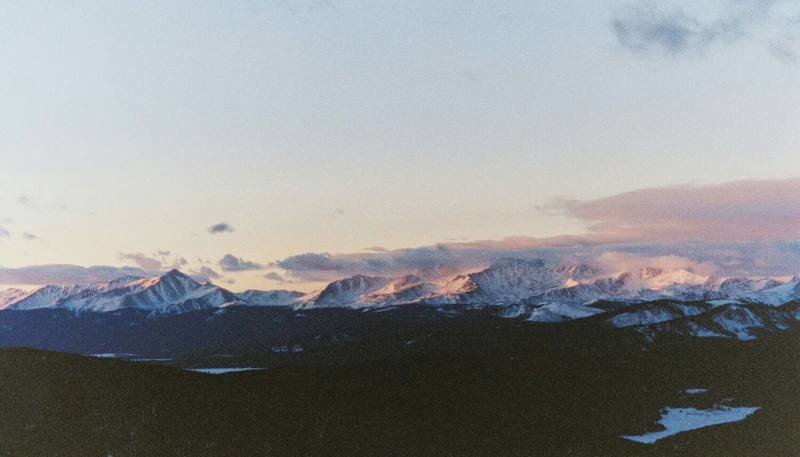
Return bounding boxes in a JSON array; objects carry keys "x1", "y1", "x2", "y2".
[{"x1": 1, "y1": 0, "x2": 798, "y2": 289}]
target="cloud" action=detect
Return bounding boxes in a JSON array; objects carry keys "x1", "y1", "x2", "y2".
[
  {"x1": 612, "y1": 0, "x2": 798, "y2": 61},
  {"x1": 590, "y1": 241, "x2": 800, "y2": 277},
  {"x1": 118, "y1": 252, "x2": 163, "y2": 271},
  {"x1": 208, "y1": 222, "x2": 234, "y2": 234},
  {"x1": 169, "y1": 257, "x2": 189, "y2": 269},
  {"x1": 0, "y1": 265, "x2": 156, "y2": 285},
  {"x1": 117, "y1": 251, "x2": 190, "y2": 272},
  {"x1": 264, "y1": 271, "x2": 285, "y2": 282},
  {"x1": 594, "y1": 251, "x2": 719, "y2": 276},
  {"x1": 272, "y1": 178, "x2": 800, "y2": 281},
  {"x1": 613, "y1": 5, "x2": 718, "y2": 54},
  {"x1": 549, "y1": 178, "x2": 800, "y2": 242},
  {"x1": 273, "y1": 245, "x2": 503, "y2": 282},
  {"x1": 274, "y1": 240, "x2": 800, "y2": 282},
  {"x1": 17, "y1": 195, "x2": 33, "y2": 207},
  {"x1": 22, "y1": 232, "x2": 38, "y2": 241},
  {"x1": 0, "y1": 227, "x2": 8, "y2": 238},
  {"x1": 218, "y1": 254, "x2": 265, "y2": 272},
  {"x1": 188, "y1": 266, "x2": 222, "y2": 282},
  {"x1": 363, "y1": 246, "x2": 390, "y2": 253}
]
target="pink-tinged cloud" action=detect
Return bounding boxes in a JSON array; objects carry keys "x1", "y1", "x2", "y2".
[
  {"x1": 271, "y1": 178, "x2": 800, "y2": 281},
  {"x1": 594, "y1": 251, "x2": 719, "y2": 277},
  {"x1": 445, "y1": 234, "x2": 609, "y2": 250},
  {"x1": 549, "y1": 178, "x2": 800, "y2": 242}
]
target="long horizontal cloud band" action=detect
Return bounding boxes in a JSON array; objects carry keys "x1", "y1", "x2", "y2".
[
  {"x1": 274, "y1": 179, "x2": 800, "y2": 281},
  {"x1": 273, "y1": 241, "x2": 800, "y2": 282}
]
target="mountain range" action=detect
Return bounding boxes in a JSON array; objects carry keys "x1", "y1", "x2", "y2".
[
  {"x1": 2, "y1": 260, "x2": 800, "y2": 456},
  {"x1": 2, "y1": 259, "x2": 799, "y2": 318}
]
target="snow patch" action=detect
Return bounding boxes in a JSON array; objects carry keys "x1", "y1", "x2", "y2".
[
  {"x1": 87, "y1": 353, "x2": 138, "y2": 358},
  {"x1": 684, "y1": 388, "x2": 708, "y2": 395},
  {"x1": 271, "y1": 344, "x2": 304, "y2": 353},
  {"x1": 187, "y1": 367, "x2": 265, "y2": 374},
  {"x1": 621, "y1": 406, "x2": 760, "y2": 444}
]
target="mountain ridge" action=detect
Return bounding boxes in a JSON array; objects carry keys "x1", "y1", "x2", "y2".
[{"x1": 2, "y1": 261, "x2": 799, "y2": 318}]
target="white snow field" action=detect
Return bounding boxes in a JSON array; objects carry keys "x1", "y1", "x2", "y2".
[{"x1": 621, "y1": 406, "x2": 760, "y2": 444}]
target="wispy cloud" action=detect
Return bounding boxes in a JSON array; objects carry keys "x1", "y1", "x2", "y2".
[
  {"x1": 17, "y1": 195, "x2": 33, "y2": 207},
  {"x1": 21, "y1": 232, "x2": 38, "y2": 241},
  {"x1": 612, "y1": 0, "x2": 799, "y2": 61},
  {"x1": 548, "y1": 178, "x2": 800, "y2": 242},
  {"x1": 613, "y1": 5, "x2": 725, "y2": 55},
  {"x1": 118, "y1": 252, "x2": 163, "y2": 271},
  {"x1": 218, "y1": 254, "x2": 265, "y2": 272},
  {"x1": 0, "y1": 227, "x2": 9, "y2": 238},
  {"x1": 188, "y1": 266, "x2": 223, "y2": 282},
  {"x1": 208, "y1": 222, "x2": 234, "y2": 234},
  {"x1": 264, "y1": 271, "x2": 285, "y2": 282}
]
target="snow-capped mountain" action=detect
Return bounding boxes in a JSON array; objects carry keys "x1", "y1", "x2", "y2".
[
  {"x1": 740, "y1": 277, "x2": 800, "y2": 306},
  {"x1": 361, "y1": 275, "x2": 439, "y2": 306},
  {"x1": 297, "y1": 275, "x2": 392, "y2": 308},
  {"x1": 1, "y1": 259, "x2": 799, "y2": 326},
  {"x1": 6, "y1": 285, "x2": 89, "y2": 310},
  {"x1": 718, "y1": 277, "x2": 782, "y2": 298},
  {"x1": 520, "y1": 274, "x2": 631, "y2": 306},
  {"x1": 60, "y1": 269, "x2": 237, "y2": 313},
  {"x1": 0, "y1": 270, "x2": 239, "y2": 314},
  {"x1": 429, "y1": 258, "x2": 590, "y2": 306},
  {"x1": 235, "y1": 289, "x2": 305, "y2": 307},
  {"x1": 516, "y1": 267, "x2": 717, "y2": 308},
  {"x1": 0, "y1": 288, "x2": 28, "y2": 309}
]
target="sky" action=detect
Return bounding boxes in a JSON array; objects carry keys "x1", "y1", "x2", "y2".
[{"x1": 1, "y1": 0, "x2": 799, "y2": 291}]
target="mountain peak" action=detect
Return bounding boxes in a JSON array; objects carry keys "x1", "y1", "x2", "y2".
[
  {"x1": 303, "y1": 274, "x2": 392, "y2": 308},
  {"x1": 162, "y1": 269, "x2": 191, "y2": 280}
]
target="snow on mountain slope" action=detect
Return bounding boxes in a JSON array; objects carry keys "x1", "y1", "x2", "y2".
[
  {"x1": 94, "y1": 275, "x2": 147, "y2": 292},
  {"x1": 642, "y1": 268, "x2": 711, "y2": 290},
  {"x1": 236, "y1": 289, "x2": 304, "y2": 307},
  {"x1": 0, "y1": 288, "x2": 28, "y2": 309},
  {"x1": 429, "y1": 258, "x2": 589, "y2": 306},
  {"x1": 719, "y1": 277, "x2": 782, "y2": 298},
  {"x1": 638, "y1": 304, "x2": 795, "y2": 341},
  {"x1": 527, "y1": 302, "x2": 604, "y2": 322},
  {"x1": 1, "y1": 259, "x2": 798, "y2": 321},
  {"x1": 62, "y1": 269, "x2": 237, "y2": 313},
  {"x1": 741, "y1": 278, "x2": 800, "y2": 306},
  {"x1": 521, "y1": 274, "x2": 631, "y2": 306},
  {"x1": 498, "y1": 301, "x2": 604, "y2": 322},
  {"x1": 520, "y1": 268, "x2": 719, "y2": 306},
  {"x1": 608, "y1": 302, "x2": 709, "y2": 328},
  {"x1": 6, "y1": 285, "x2": 88, "y2": 310},
  {"x1": 298, "y1": 275, "x2": 392, "y2": 308},
  {"x1": 612, "y1": 268, "x2": 722, "y2": 302},
  {"x1": 709, "y1": 306, "x2": 772, "y2": 340},
  {"x1": 362, "y1": 275, "x2": 439, "y2": 306}
]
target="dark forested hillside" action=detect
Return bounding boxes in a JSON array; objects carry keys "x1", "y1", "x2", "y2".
[{"x1": 1, "y1": 309, "x2": 798, "y2": 457}]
